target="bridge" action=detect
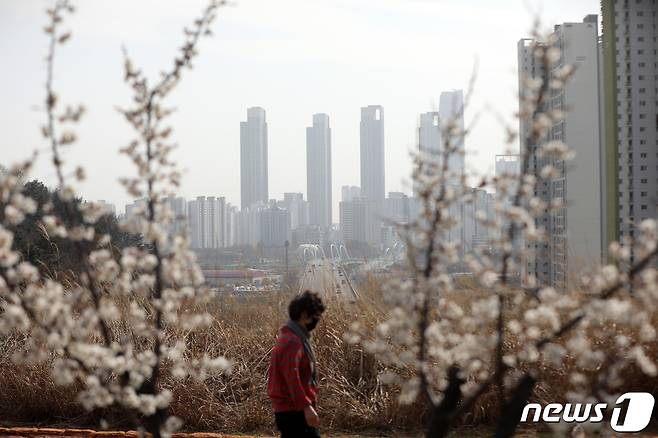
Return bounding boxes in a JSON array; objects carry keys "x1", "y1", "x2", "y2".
[{"x1": 298, "y1": 243, "x2": 358, "y2": 301}]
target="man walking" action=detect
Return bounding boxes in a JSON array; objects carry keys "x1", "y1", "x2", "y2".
[{"x1": 268, "y1": 290, "x2": 326, "y2": 438}]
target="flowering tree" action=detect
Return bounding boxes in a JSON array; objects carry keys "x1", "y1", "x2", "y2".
[
  {"x1": 347, "y1": 24, "x2": 658, "y2": 438},
  {"x1": 0, "y1": 1, "x2": 230, "y2": 437}
]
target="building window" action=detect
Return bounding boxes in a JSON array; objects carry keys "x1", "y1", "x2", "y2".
[
  {"x1": 641, "y1": 205, "x2": 647, "y2": 210},
  {"x1": 641, "y1": 179, "x2": 648, "y2": 183}
]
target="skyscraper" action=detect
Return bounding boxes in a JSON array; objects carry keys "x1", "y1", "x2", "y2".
[
  {"x1": 240, "y1": 107, "x2": 268, "y2": 210},
  {"x1": 438, "y1": 90, "x2": 465, "y2": 181},
  {"x1": 306, "y1": 113, "x2": 332, "y2": 228},
  {"x1": 418, "y1": 111, "x2": 441, "y2": 157},
  {"x1": 187, "y1": 196, "x2": 228, "y2": 249},
  {"x1": 282, "y1": 192, "x2": 309, "y2": 231},
  {"x1": 519, "y1": 15, "x2": 605, "y2": 288},
  {"x1": 601, "y1": 0, "x2": 657, "y2": 254},
  {"x1": 360, "y1": 105, "x2": 385, "y2": 202}
]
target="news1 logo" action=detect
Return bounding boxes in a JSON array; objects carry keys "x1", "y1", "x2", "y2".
[{"x1": 520, "y1": 392, "x2": 655, "y2": 432}]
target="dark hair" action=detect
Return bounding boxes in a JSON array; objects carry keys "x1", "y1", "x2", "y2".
[{"x1": 288, "y1": 290, "x2": 326, "y2": 321}]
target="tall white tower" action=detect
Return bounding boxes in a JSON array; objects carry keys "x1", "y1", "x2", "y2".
[
  {"x1": 360, "y1": 105, "x2": 385, "y2": 202},
  {"x1": 240, "y1": 107, "x2": 268, "y2": 210},
  {"x1": 306, "y1": 113, "x2": 332, "y2": 228}
]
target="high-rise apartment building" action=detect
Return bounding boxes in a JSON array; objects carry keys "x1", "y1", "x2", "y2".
[
  {"x1": 187, "y1": 197, "x2": 204, "y2": 249},
  {"x1": 360, "y1": 105, "x2": 385, "y2": 202},
  {"x1": 439, "y1": 90, "x2": 466, "y2": 182},
  {"x1": 417, "y1": 93, "x2": 465, "y2": 183},
  {"x1": 383, "y1": 192, "x2": 420, "y2": 224},
  {"x1": 601, "y1": 0, "x2": 657, "y2": 253},
  {"x1": 209, "y1": 196, "x2": 227, "y2": 248},
  {"x1": 518, "y1": 37, "x2": 552, "y2": 285},
  {"x1": 226, "y1": 204, "x2": 239, "y2": 248},
  {"x1": 236, "y1": 204, "x2": 264, "y2": 247},
  {"x1": 125, "y1": 198, "x2": 147, "y2": 220},
  {"x1": 306, "y1": 114, "x2": 332, "y2": 228},
  {"x1": 339, "y1": 197, "x2": 379, "y2": 246},
  {"x1": 418, "y1": 111, "x2": 441, "y2": 158},
  {"x1": 462, "y1": 188, "x2": 495, "y2": 253},
  {"x1": 260, "y1": 205, "x2": 290, "y2": 248},
  {"x1": 495, "y1": 154, "x2": 521, "y2": 208},
  {"x1": 164, "y1": 196, "x2": 187, "y2": 235},
  {"x1": 519, "y1": 15, "x2": 605, "y2": 288},
  {"x1": 187, "y1": 196, "x2": 228, "y2": 249},
  {"x1": 240, "y1": 107, "x2": 268, "y2": 210},
  {"x1": 282, "y1": 192, "x2": 309, "y2": 231},
  {"x1": 341, "y1": 186, "x2": 361, "y2": 202}
]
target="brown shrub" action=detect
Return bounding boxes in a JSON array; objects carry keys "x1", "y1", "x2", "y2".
[{"x1": 1, "y1": 287, "x2": 657, "y2": 435}]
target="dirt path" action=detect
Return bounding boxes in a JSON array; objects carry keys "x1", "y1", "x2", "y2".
[{"x1": 0, "y1": 428, "x2": 267, "y2": 438}]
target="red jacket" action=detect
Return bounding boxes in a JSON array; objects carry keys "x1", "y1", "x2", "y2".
[{"x1": 267, "y1": 325, "x2": 318, "y2": 412}]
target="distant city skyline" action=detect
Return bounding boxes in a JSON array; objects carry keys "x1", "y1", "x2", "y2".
[
  {"x1": 76, "y1": 0, "x2": 656, "y2": 292},
  {"x1": 0, "y1": 0, "x2": 600, "y2": 223}
]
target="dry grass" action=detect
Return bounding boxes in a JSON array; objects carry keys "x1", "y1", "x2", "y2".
[
  {"x1": 0, "y1": 285, "x2": 657, "y2": 436},
  {"x1": 0, "y1": 290, "x2": 416, "y2": 436}
]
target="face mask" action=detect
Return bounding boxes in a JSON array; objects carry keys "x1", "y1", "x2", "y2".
[{"x1": 306, "y1": 316, "x2": 320, "y2": 331}]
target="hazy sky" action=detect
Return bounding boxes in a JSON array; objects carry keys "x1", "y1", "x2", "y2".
[{"x1": 1, "y1": 0, "x2": 598, "y2": 221}]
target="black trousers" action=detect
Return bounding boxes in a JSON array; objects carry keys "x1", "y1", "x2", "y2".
[{"x1": 274, "y1": 411, "x2": 320, "y2": 438}]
